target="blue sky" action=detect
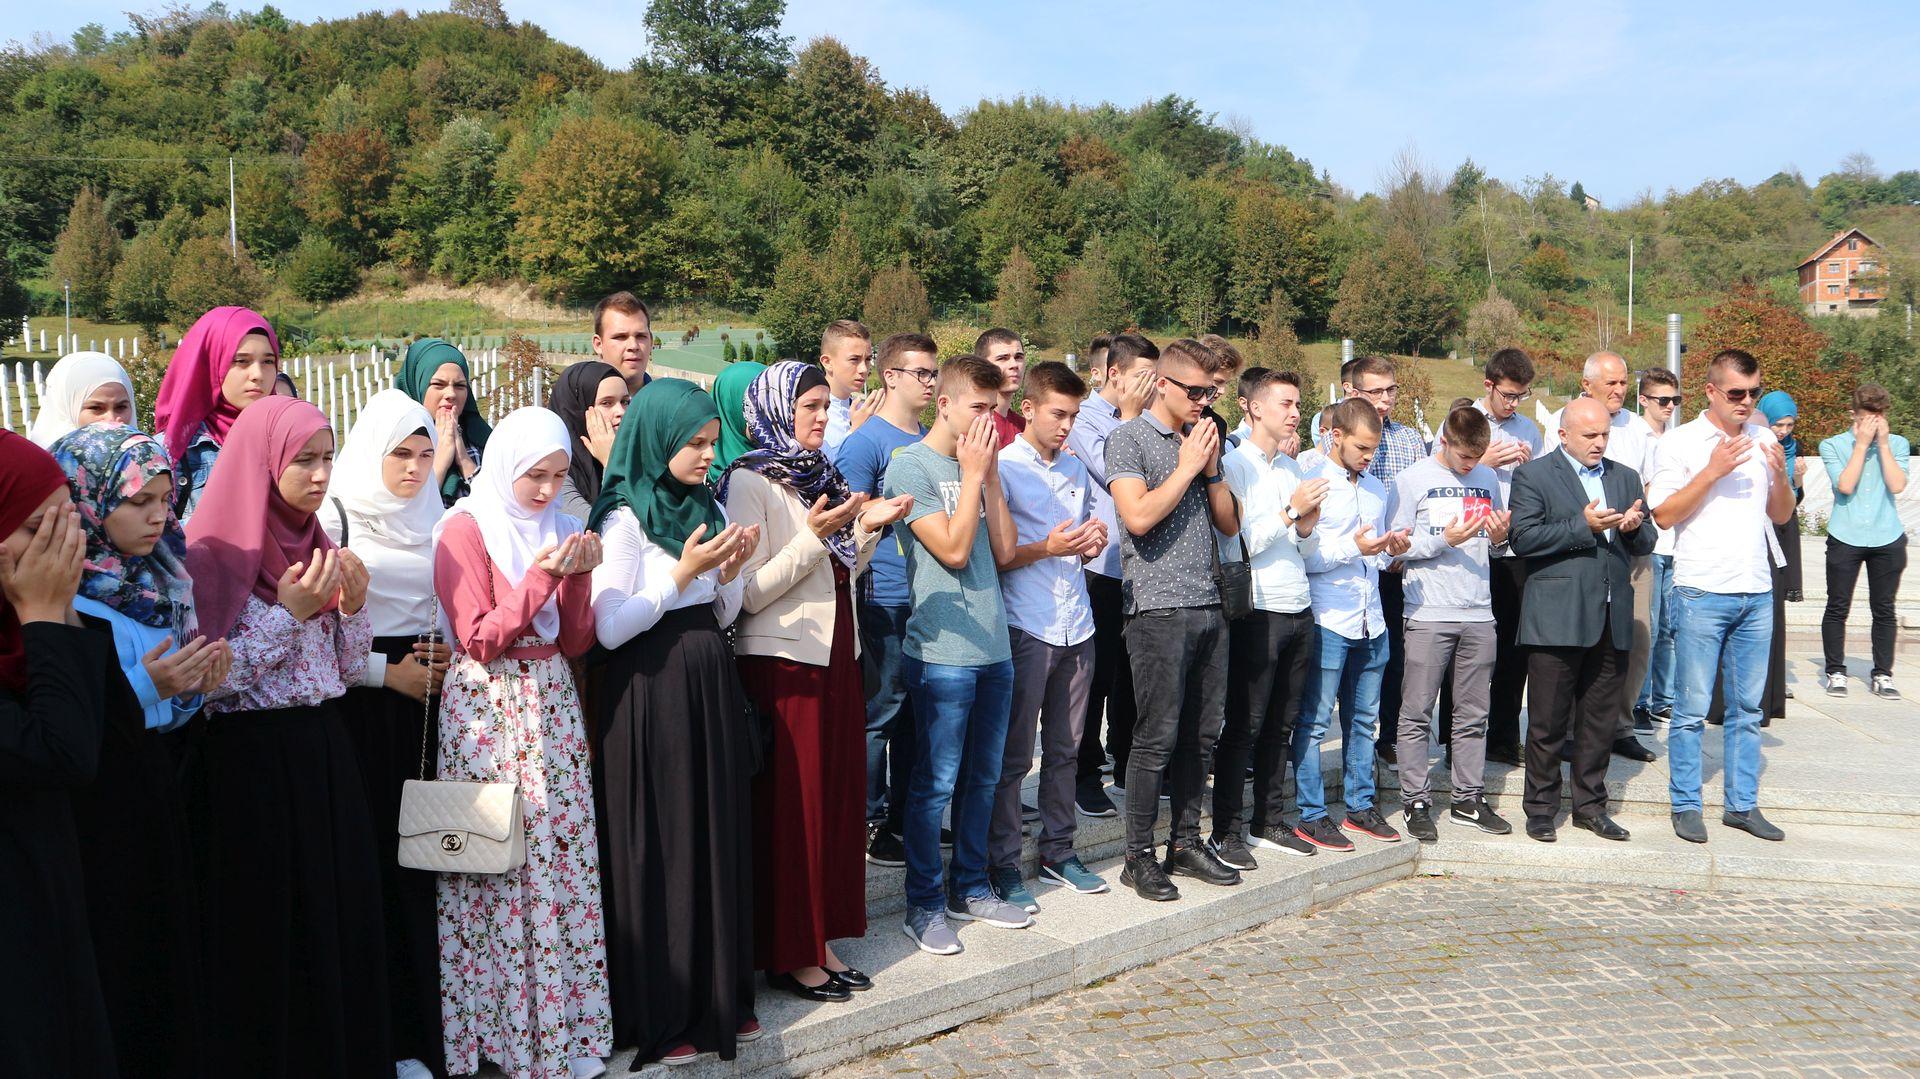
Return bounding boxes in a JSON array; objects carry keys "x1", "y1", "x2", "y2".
[{"x1": 12, "y1": 0, "x2": 1919, "y2": 198}]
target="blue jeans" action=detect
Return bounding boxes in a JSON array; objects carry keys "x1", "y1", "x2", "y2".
[
  {"x1": 902, "y1": 656, "x2": 1014, "y2": 910},
  {"x1": 1289, "y1": 627, "x2": 1389, "y2": 823},
  {"x1": 859, "y1": 601, "x2": 915, "y2": 828},
  {"x1": 1637, "y1": 554, "x2": 1676, "y2": 713},
  {"x1": 1668, "y1": 588, "x2": 1770, "y2": 814}
]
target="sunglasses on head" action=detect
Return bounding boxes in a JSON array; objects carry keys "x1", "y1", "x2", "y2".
[{"x1": 1161, "y1": 373, "x2": 1221, "y2": 404}]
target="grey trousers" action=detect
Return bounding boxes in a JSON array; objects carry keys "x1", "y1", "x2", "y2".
[
  {"x1": 1397, "y1": 619, "x2": 1496, "y2": 803},
  {"x1": 1615, "y1": 555, "x2": 1653, "y2": 738},
  {"x1": 990, "y1": 630, "x2": 1094, "y2": 868}
]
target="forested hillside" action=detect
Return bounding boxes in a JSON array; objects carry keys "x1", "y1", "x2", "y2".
[{"x1": 4, "y1": 0, "x2": 1918, "y2": 433}]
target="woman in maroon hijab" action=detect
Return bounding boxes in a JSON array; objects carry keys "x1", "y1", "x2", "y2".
[{"x1": 184, "y1": 396, "x2": 392, "y2": 1077}]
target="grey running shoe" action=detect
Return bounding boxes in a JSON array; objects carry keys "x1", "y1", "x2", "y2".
[
  {"x1": 947, "y1": 892, "x2": 1034, "y2": 929},
  {"x1": 902, "y1": 906, "x2": 963, "y2": 955}
]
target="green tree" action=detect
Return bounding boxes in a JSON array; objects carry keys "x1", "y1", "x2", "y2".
[
  {"x1": 1044, "y1": 236, "x2": 1127, "y2": 351},
  {"x1": 1693, "y1": 284, "x2": 1856, "y2": 440},
  {"x1": 110, "y1": 230, "x2": 175, "y2": 341},
  {"x1": 1463, "y1": 289, "x2": 1525, "y2": 359},
  {"x1": 48, "y1": 187, "x2": 122, "y2": 318},
  {"x1": 814, "y1": 223, "x2": 870, "y2": 325},
  {"x1": 975, "y1": 159, "x2": 1071, "y2": 285},
  {"x1": 1226, "y1": 187, "x2": 1333, "y2": 327},
  {"x1": 1329, "y1": 230, "x2": 1456, "y2": 355},
  {"x1": 283, "y1": 235, "x2": 359, "y2": 303},
  {"x1": 0, "y1": 249, "x2": 27, "y2": 326},
  {"x1": 643, "y1": 0, "x2": 792, "y2": 135},
  {"x1": 722, "y1": 336, "x2": 737, "y2": 362},
  {"x1": 781, "y1": 37, "x2": 883, "y2": 187},
  {"x1": 298, "y1": 126, "x2": 394, "y2": 258},
  {"x1": 1569, "y1": 180, "x2": 1588, "y2": 205},
  {"x1": 991, "y1": 245, "x2": 1045, "y2": 339},
  {"x1": 1246, "y1": 288, "x2": 1306, "y2": 372},
  {"x1": 511, "y1": 115, "x2": 676, "y2": 299},
  {"x1": 1523, "y1": 242, "x2": 1576, "y2": 293},
  {"x1": 758, "y1": 247, "x2": 829, "y2": 357},
  {"x1": 862, "y1": 259, "x2": 930, "y2": 335},
  {"x1": 165, "y1": 236, "x2": 265, "y2": 326}
]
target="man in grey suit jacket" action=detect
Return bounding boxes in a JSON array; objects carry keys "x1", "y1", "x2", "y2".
[{"x1": 1508, "y1": 399, "x2": 1656, "y2": 842}]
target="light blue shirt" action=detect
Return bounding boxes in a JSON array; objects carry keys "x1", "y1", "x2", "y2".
[
  {"x1": 996, "y1": 437, "x2": 1096, "y2": 647},
  {"x1": 75, "y1": 596, "x2": 201, "y2": 732},
  {"x1": 1820, "y1": 431, "x2": 1912, "y2": 548},
  {"x1": 1562, "y1": 449, "x2": 1613, "y2": 599},
  {"x1": 1302, "y1": 456, "x2": 1391, "y2": 640},
  {"x1": 824, "y1": 394, "x2": 855, "y2": 454},
  {"x1": 1065, "y1": 392, "x2": 1125, "y2": 578}
]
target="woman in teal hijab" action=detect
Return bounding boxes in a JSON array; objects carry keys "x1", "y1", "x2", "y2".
[
  {"x1": 1756, "y1": 389, "x2": 1805, "y2": 600},
  {"x1": 585, "y1": 376, "x2": 760, "y2": 1064},
  {"x1": 396, "y1": 338, "x2": 492, "y2": 504},
  {"x1": 708, "y1": 361, "x2": 767, "y2": 483}
]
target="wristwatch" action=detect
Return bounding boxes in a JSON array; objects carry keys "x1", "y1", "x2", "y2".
[{"x1": 1284, "y1": 505, "x2": 1303, "y2": 524}]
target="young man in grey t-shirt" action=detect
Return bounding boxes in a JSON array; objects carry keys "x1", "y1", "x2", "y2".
[
  {"x1": 1386, "y1": 407, "x2": 1514, "y2": 842},
  {"x1": 883, "y1": 355, "x2": 1030, "y2": 954}
]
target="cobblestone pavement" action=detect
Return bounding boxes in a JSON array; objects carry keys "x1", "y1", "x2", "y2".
[{"x1": 825, "y1": 878, "x2": 1920, "y2": 1077}]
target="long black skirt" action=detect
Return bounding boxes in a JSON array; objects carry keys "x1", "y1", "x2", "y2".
[
  {"x1": 341, "y1": 635, "x2": 444, "y2": 1075},
  {"x1": 595, "y1": 606, "x2": 754, "y2": 1063},
  {"x1": 196, "y1": 702, "x2": 391, "y2": 1078}
]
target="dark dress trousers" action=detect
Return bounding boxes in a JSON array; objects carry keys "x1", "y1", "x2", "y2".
[{"x1": 1508, "y1": 452, "x2": 1656, "y2": 821}]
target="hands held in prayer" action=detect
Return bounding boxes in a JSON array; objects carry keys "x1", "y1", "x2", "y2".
[
  {"x1": 850, "y1": 387, "x2": 886, "y2": 433},
  {"x1": 279, "y1": 548, "x2": 341, "y2": 621},
  {"x1": 337, "y1": 550, "x2": 370, "y2": 616},
  {"x1": 1443, "y1": 507, "x2": 1487, "y2": 547},
  {"x1": 808, "y1": 492, "x2": 868, "y2": 539},
  {"x1": 1044, "y1": 518, "x2": 1108, "y2": 560},
  {"x1": 1761, "y1": 440, "x2": 1787, "y2": 481},
  {"x1": 678, "y1": 522, "x2": 760, "y2": 586},
  {"x1": 1705, "y1": 434, "x2": 1752, "y2": 481},
  {"x1": 1617, "y1": 499, "x2": 1646, "y2": 534},
  {"x1": 858, "y1": 494, "x2": 915, "y2": 532},
  {"x1": 1483, "y1": 439, "x2": 1533, "y2": 470},
  {"x1": 1176, "y1": 418, "x2": 1220, "y2": 480},
  {"x1": 0, "y1": 505, "x2": 84, "y2": 625},
  {"x1": 535, "y1": 532, "x2": 603, "y2": 578},
  {"x1": 1483, "y1": 509, "x2": 1511, "y2": 545},
  {"x1": 143, "y1": 634, "x2": 231, "y2": 699},
  {"x1": 1290, "y1": 477, "x2": 1329, "y2": 532},
  {"x1": 1354, "y1": 524, "x2": 1412, "y2": 558},
  {"x1": 1582, "y1": 499, "x2": 1625, "y2": 534},
  {"x1": 1277, "y1": 430, "x2": 1300, "y2": 459}
]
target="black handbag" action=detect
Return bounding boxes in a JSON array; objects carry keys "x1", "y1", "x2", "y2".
[{"x1": 1212, "y1": 494, "x2": 1253, "y2": 621}]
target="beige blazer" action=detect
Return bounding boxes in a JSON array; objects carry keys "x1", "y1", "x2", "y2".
[{"x1": 723, "y1": 469, "x2": 880, "y2": 666}]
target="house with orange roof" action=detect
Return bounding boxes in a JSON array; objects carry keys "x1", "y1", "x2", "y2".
[{"x1": 1798, "y1": 228, "x2": 1885, "y2": 317}]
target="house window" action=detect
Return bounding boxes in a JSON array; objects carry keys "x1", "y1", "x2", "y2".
[
  {"x1": 1848, "y1": 238, "x2": 1859, "y2": 250},
  {"x1": 1829, "y1": 261, "x2": 1842, "y2": 274},
  {"x1": 1830, "y1": 304, "x2": 1839, "y2": 311},
  {"x1": 1862, "y1": 261, "x2": 1878, "y2": 273},
  {"x1": 1828, "y1": 283, "x2": 1841, "y2": 295}
]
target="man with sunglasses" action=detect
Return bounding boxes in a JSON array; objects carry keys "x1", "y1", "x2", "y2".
[
  {"x1": 1647, "y1": 349, "x2": 1796, "y2": 844},
  {"x1": 1634, "y1": 369, "x2": 1684, "y2": 731},
  {"x1": 1343, "y1": 356, "x2": 1426, "y2": 768},
  {"x1": 1105, "y1": 339, "x2": 1242, "y2": 900},
  {"x1": 834, "y1": 332, "x2": 940, "y2": 867}
]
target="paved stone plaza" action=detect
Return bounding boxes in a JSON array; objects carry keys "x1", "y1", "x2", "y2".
[{"x1": 827, "y1": 878, "x2": 1920, "y2": 1077}]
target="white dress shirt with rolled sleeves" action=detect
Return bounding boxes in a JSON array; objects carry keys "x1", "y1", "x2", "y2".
[{"x1": 1221, "y1": 441, "x2": 1316, "y2": 615}]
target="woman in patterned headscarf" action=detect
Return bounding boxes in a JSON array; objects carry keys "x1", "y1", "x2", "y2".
[
  {"x1": 50, "y1": 425, "x2": 217, "y2": 1079},
  {"x1": 719, "y1": 360, "x2": 911, "y2": 1002}
]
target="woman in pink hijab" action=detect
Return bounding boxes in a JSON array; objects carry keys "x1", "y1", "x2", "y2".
[
  {"x1": 154, "y1": 306, "x2": 282, "y2": 521},
  {"x1": 183, "y1": 395, "x2": 393, "y2": 1078}
]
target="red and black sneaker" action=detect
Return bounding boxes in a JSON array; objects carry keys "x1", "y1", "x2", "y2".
[
  {"x1": 1292, "y1": 817, "x2": 1356, "y2": 852},
  {"x1": 1342, "y1": 807, "x2": 1403, "y2": 843}
]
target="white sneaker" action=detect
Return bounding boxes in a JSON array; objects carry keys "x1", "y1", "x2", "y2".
[
  {"x1": 569, "y1": 1057, "x2": 607, "y2": 1079},
  {"x1": 1825, "y1": 672, "x2": 1848, "y2": 697},
  {"x1": 397, "y1": 1062, "x2": 433, "y2": 1079},
  {"x1": 1873, "y1": 673, "x2": 1901, "y2": 700}
]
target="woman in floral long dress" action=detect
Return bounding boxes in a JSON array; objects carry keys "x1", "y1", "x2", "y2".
[{"x1": 432, "y1": 407, "x2": 613, "y2": 1079}]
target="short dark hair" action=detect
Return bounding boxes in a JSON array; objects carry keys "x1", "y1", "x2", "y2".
[
  {"x1": 1348, "y1": 354, "x2": 1396, "y2": 384},
  {"x1": 1106, "y1": 332, "x2": 1160, "y2": 373},
  {"x1": 1639, "y1": 368, "x2": 1678, "y2": 395},
  {"x1": 1198, "y1": 333, "x2": 1245, "y2": 377},
  {"x1": 1024, "y1": 360, "x2": 1085, "y2": 404},
  {"x1": 1448, "y1": 396, "x2": 1477, "y2": 413},
  {"x1": 1272, "y1": 370, "x2": 1303, "y2": 391},
  {"x1": 1339, "y1": 357, "x2": 1357, "y2": 385},
  {"x1": 1485, "y1": 347, "x2": 1535, "y2": 387},
  {"x1": 1237, "y1": 366, "x2": 1274, "y2": 402},
  {"x1": 1443, "y1": 405, "x2": 1491, "y2": 453},
  {"x1": 973, "y1": 328, "x2": 1022, "y2": 357},
  {"x1": 1707, "y1": 348, "x2": 1759, "y2": 384},
  {"x1": 876, "y1": 332, "x2": 937, "y2": 372},
  {"x1": 937, "y1": 354, "x2": 1004, "y2": 400},
  {"x1": 1854, "y1": 382, "x2": 1893, "y2": 414},
  {"x1": 821, "y1": 319, "x2": 871, "y2": 355},
  {"x1": 592, "y1": 291, "x2": 651, "y2": 336},
  {"x1": 1329, "y1": 397, "x2": 1382, "y2": 437},
  {"x1": 1088, "y1": 334, "x2": 1113, "y2": 358},
  {"x1": 1160, "y1": 338, "x2": 1224, "y2": 376}
]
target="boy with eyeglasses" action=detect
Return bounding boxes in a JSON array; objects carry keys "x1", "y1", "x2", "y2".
[{"x1": 833, "y1": 333, "x2": 940, "y2": 867}]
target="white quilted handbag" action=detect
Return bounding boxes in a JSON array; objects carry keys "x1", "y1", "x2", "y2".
[{"x1": 396, "y1": 594, "x2": 527, "y2": 875}]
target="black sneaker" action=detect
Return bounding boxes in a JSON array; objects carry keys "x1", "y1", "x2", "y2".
[
  {"x1": 865, "y1": 826, "x2": 906, "y2": 867},
  {"x1": 1449, "y1": 796, "x2": 1513, "y2": 835},
  {"x1": 1403, "y1": 802, "x2": 1439, "y2": 843},
  {"x1": 940, "y1": 827, "x2": 954, "y2": 850},
  {"x1": 1484, "y1": 744, "x2": 1524, "y2": 767},
  {"x1": 1292, "y1": 817, "x2": 1355, "y2": 852},
  {"x1": 1121, "y1": 850, "x2": 1180, "y2": 902},
  {"x1": 1164, "y1": 842, "x2": 1241, "y2": 886},
  {"x1": 1342, "y1": 807, "x2": 1402, "y2": 843},
  {"x1": 1206, "y1": 833, "x2": 1258, "y2": 872},
  {"x1": 1248, "y1": 824, "x2": 1315, "y2": 857},
  {"x1": 1075, "y1": 785, "x2": 1118, "y2": 817}
]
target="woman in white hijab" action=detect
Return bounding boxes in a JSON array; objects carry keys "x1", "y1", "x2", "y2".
[
  {"x1": 27, "y1": 351, "x2": 136, "y2": 448},
  {"x1": 317, "y1": 388, "x2": 454, "y2": 1079},
  {"x1": 429, "y1": 407, "x2": 614, "y2": 1079}
]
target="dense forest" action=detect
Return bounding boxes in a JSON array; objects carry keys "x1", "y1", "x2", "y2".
[{"x1": 3, "y1": 0, "x2": 1918, "y2": 433}]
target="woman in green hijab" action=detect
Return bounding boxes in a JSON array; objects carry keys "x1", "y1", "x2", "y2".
[
  {"x1": 585, "y1": 378, "x2": 765, "y2": 1066},
  {"x1": 396, "y1": 338, "x2": 492, "y2": 504},
  {"x1": 708, "y1": 360, "x2": 767, "y2": 483}
]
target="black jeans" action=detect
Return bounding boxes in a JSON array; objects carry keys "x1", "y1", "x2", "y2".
[
  {"x1": 1212, "y1": 608, "x2": 1314, "y2": 839},
  {"x1": 1123, "y1": 606, "x2": 1228, "y2": 853},
  {"x1": 1375, "y1": 572, "x2": 1407, "y2": 757},
  {"x1": 1077, "y1": 572, "x2": 1137, "y2": 793},
  {"x1": 1823, "y1": 534, "x2": 1908, "y2": 677}
]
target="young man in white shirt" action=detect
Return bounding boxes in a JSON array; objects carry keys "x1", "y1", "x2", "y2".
[
  {"x1": 1387, "y1": 406, "x2": 1514, "y2": 842},
  {"x1": 820, "y1": 319, "x2": 875, "y2": 453},
  {"x1": 987, "y1": 362, "x2": 1112, "y2": 913},
  {"x1": 1290, "y1": 399, "x2": 1413, "y2": 851},
  {"x1": 590, "y1": 291, "x2": 655, "y2": 391},
  {"x1": 1212, "y1": 370, "x2": 1327, "y2": 865},
  {"x1": 1647, "y1": 348, "x2": 1796, "y2": 844},
  {"x1": 1634, "y1": 367, "x2": 1684, "y2": 730}
]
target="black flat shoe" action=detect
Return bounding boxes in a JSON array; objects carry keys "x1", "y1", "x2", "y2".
[
  {"x1": 825, "y1": 966, "x2": 871, "y2": 992},
  {"x1": 1525, "y1": 818, "x2": 1556, "y2": 842},
  {"x1": 1572, "y1": 814, "x2": 1631, "y2": 841},
  {"x1": 1611, "y1": 736, "x2": 1657, "y2": 763},
  {"x1": 767, "y1": 971, "x2": 851, "y2": 1003}
]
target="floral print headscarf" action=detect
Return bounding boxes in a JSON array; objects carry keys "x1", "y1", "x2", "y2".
[
  {"x1": 50, "y1": 425, "x2": 197, "y2": 640},
  {"x1": 717, "y1": 359, "x2": 860, "y2": 568}
]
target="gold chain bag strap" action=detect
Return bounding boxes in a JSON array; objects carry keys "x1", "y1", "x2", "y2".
[{"x1": 396, "y1": 559, "x2": 528, "y2": 875}]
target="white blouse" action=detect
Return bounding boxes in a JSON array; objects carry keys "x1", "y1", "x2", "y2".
[
  {"x1": 321, "y1": 498, "x2": 436, "y2": 689},
  {"x1": 590, "y1": 506, "x2": 746, "y2": 649}
]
